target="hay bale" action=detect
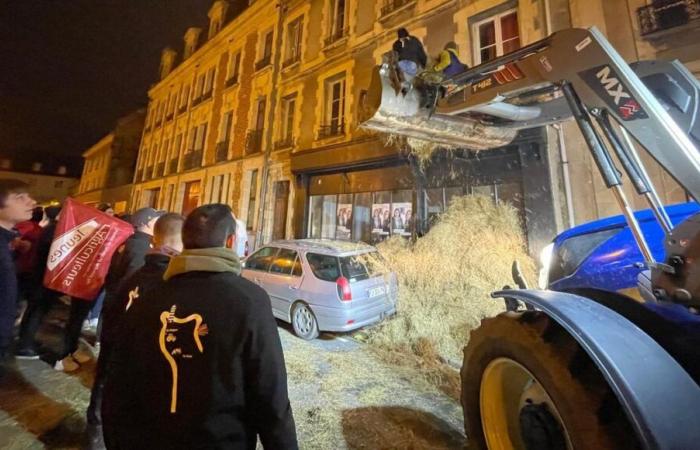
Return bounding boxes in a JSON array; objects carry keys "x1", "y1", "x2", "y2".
[{"x1": 368, "y1": 195, "x2": 536, "y2": 368}]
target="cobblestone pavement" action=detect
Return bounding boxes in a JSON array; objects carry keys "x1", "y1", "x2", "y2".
[{"x1": 0, "y1": 306, "x2": 466, "y2": 449}]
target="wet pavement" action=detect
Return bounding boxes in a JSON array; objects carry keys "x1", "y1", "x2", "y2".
[{"x1": 0, "y1": 305, "x2": 466, "y2": 449}]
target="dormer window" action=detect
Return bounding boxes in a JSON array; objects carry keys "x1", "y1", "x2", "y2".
[
  {"x1": 208, "y1": 1, "x2": 229, "y2": 40},
  {"x1": 209, "y1": 19, "x2": 221, "y2": 39},
  {"x1": 183, "y1": 27, "x2": 202, "y2": 60}
]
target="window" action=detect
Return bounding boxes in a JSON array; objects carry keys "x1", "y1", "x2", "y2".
[
  {"x1": 227, "y1": 52, "x2": 241, "y2": 84},
  {"x1": 179, "y1": 84, "x2": 190, "y2": 110},
  {"x1": 209, "y1": 173, "x2": 230, "y2": 204},
  {"x1": 280, "y1": 95, "x2": 296, "y2": 142},
  {"x1": 219, "y1": 111, "x2": 233, "y2": 143},
  {"x1": 322, "y1": 74, "x2": 346, "y2": 137},
  {"x1": 307, "y1": 253, "x2": 340, "y2": 282},
  {"x1": 54, "y1": 180, "x2": 64, "y2": 188},
  {"x1": 194, "y1": 123, "x2": 208, "y2": 153},
  {"x1": 330, "y1": 0, "x2": 347, "y2": 38},
  {"x1": 246, "y1": 247, "x2": 278, "y2": 271},
  {"x1": 165, "y1": 184, "x2": 175, "y2": 210},
  {"x1": 204, "y1": 67, "x2": 216, "y2": 96},
  {"x1": 285, "y1": 17, "x2": 303, "y2": 64},
  {"x1": 255, "y1": 97, "x2": 266, "y2": 131},
  {"x1": 195, "y1": 73, "x2": 206, "y2": 99},
  {"x1": 173, "y1": 134, "x2": 183, "y2": 159},
  {"x1": 269, "y1": 249, "x2": 299, "y2": 275},
  {"x1": 262, "y1": 30, "x2": 273, "y2": 61},
  {"x1": 246, "y1": 169, "x2": 259, "y2": 230},
  {"x1": 473, "y1": 10, "x2": 520, "y2": 64},
  {"x1": 161, "y1": 139, "x2": 169, "y2": 163}
]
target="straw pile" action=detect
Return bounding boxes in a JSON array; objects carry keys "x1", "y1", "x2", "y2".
[{"x1": 364, "y1": 195, "x2": 535, "y2": 394}]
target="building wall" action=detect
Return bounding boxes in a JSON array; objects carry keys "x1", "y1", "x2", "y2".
[
  {"x1": 130, "y1": 0, "x2": 696, "y2": 252},
  {"x1": 0, "y1": 170, "x2": 78, "y2": 205}
]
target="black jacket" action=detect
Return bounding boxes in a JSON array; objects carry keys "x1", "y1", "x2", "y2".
[
  {"x1": 0, "y1": 226, "x2": 19, "y2": 350},
  {"x1": 100, "y1": 252, "x2": 171, "y2": 348},
  {"x1": 392, "y1": 36, "x2": 427, "y2": 67},
  {"x1": 102, "y1": 270, "x2": 298, "y2": 450},
  {"x1": 104, "y1": 231, "x2": 151, "y2": 294}
]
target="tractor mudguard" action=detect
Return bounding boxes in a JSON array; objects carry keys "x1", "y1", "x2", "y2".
[{"x1": 492, "y1": 289, "x2": 700, "y2": 450}]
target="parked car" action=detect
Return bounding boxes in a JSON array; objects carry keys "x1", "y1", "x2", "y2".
[
  {"x1": 541, "y1": 201, "x2": 700, "y2": 296},
  {"x1": 241, "y1": 239, "x2": 398, "y2": 339}
]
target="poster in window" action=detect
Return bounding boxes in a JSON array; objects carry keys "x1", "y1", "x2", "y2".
[
  {"x1": 390, "y1": 202, "x2": 413, "y2": 236},
  {"x1": 336, "y1": 203, "x2": 353, "y2": 240},
  {"x1": 371, "y1": 203, "x2": 391, "y2": 238}
]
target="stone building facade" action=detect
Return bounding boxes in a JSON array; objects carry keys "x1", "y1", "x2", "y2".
[
  {"x1": 131, "y1": 0, "x2": 696, "y2": 253},
  {"x1": 75, "y1": 109, "x2": 145, "y2": 213}
]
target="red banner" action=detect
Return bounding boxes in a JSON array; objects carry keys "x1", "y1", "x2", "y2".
[{"x1": 43, "y1": 198, "x2": 134, "y2": 300}]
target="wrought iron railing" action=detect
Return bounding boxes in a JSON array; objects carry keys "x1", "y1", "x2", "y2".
[
  {"x1": 273, "y1": 135, "x2": 295, "y2": 150},
  {"x1": 245, "y1": 130, "x2": 264, "y2": 154},
  {"x1": 225, "y1": 74, "x2": 239, "y2": 87},
  {"x1": 168, "y1": 158, "x2": 179, "y2": 174},
  {"x1": 191, "y1": 96, "x2": 202, "y2": 107},
  {"x1": 215, "y1": 141, "x2": 230, "y2": 162},
  {"x1": 282, "y1": 54, "x2": 300, "y2": 68},
  {"x1": 317, "y1": 121, "x2": 345, "y2": 140},
  {"x1": 637, "y1": 0, "x2": 700, "y2": 35},
  {"x1": 182, "y1": 150, "x2": 203, "y2": 170},
  {"x1": 324, "y1": 27, "x2": 349, "y2": 47},
  {"x1": 380, "y1": 0, "x2": 416, "y2": 18},
  {"x1": 255, "y1": 55, "x2": 272, "y2": 71}
]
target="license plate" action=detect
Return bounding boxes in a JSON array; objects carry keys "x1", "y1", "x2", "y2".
[{"x1": 369, "y1": 286, "x2": 386, "y2": 298}]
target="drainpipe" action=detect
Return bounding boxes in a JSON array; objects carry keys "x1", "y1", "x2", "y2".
[
  {"x1": 255, "y1": 1, "x2": 288, "y2": 249},
  {"x1": 554, "y1": 123, "x2": 575, "y2": 228}
]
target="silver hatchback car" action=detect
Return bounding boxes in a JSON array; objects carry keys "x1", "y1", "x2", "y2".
[{"x1": 241, "y1": 239, "x2": 398, "y2": 339}]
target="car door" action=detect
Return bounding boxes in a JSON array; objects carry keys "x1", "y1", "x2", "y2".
[
  {"x1": 241, "y1": 247, "x2": 279, "y2": 312},
  {"x1": 265, "y1": 248, "x2": 304, "y2": 320}
]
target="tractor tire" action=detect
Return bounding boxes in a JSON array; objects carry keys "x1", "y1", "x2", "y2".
[{"x1": 461, "y1": 312, "x2": 639, "y2": 450}]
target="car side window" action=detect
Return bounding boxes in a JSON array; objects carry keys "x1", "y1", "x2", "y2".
[
  {"x1": 306, "y1": 253, "x2": 340, "y2": 282},
  {"x1": 245, "y1": 247, "x2": 278, "y2": 272},
  {"x1": 269, "y1": 249, "x2": 298, "y2": 275},
  {"x1": 291, "y1": 255, "x2": 303, "y2": 277}
]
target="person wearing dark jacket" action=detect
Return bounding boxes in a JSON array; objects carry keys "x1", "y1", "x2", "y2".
[
  {"x1": 55, "y1": 207, "x2": 163, "y2": 372},
  {"x1": 0, "y1": 180, "x2": 35, "y2": 371},
  {"x1": 87, "y1": 212, "x2": 184, "y2": 450},
  {"x1": 102, "y1": 204, "x2": 298, "y2": 450},
  {"x1": 15, "y1": 205, "x2": 62, "y2": 359},
  {"x1": 392, "y1": 27, "x2": 427, "y2": 85}
]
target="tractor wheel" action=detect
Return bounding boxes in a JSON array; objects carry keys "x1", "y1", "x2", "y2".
[{"x1": 461, "y1": 312, "x2": 638, "y2": 450}]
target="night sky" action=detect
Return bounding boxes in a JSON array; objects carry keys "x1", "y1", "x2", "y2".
[{"x1": 0, "y1": 1, "x2": 213, "y2": 160}]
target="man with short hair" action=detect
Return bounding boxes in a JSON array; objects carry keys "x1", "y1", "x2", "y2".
[
  {"x1": 103, "y1": 204, "x2": 297, "y2": 449},
  {"x1": 87, "y1": 212, "x2": 185, "y2": 449},
  {"x1": 0, "y1": 179, "x2": 36, "y2": 369},
  {"x1": 392, "y1": 27, "x2": 427, "y2": 88}
]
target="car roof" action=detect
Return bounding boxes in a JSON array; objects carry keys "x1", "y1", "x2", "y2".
[
  {"x1": 265, "y1": 239, "x2": 376, "y2": 256},
  {"x1": 554, "y1": 201, "x2": 699, "y2": 243}
]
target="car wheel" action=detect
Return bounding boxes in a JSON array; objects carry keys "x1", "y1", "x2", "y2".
[
  {"x1": 461, "y1": 312, "x2": 638, "y2": 450},
  {"x1": 291, "y1": 302, "x2": 319, "y2": 340}
]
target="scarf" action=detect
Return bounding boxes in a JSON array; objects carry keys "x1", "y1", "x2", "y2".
[{"x1": 163, "y1": 247, "x2": 241, "y2": 280}]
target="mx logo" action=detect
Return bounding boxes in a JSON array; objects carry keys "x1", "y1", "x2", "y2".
[{"x1": 579, "y1": 64, "x2": 648, "y2": 121}]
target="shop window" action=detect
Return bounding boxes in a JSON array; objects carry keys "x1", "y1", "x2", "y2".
[
  {"x1": 352, "y1": 192, "x2": 371, "y2": 243},
  {"x1": 335, "y1": 193, "x2": 353, "y2": 240},
  {"x1": 371, "y1": 191, "x2": 392, "y2": 243},
  {"x1": 308, "y1": 195, "x2": 324, "y2": 239},
  {"x1": 471, "y1": 184, "x2": 496, "y2": 201},
  {"x1": 473, "y1": 9, "x2": 520, "y2": 64},
  {"x1": 390, "y1": 190, "x2": 413, "y2": 237},
  {"x1": 321, "y1": 194, "x2": 337, "y2": 239}
]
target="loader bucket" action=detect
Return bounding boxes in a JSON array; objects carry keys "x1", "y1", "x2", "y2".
[{"x1": 358, "y1": 61, "x2": 517, "y2": 150}]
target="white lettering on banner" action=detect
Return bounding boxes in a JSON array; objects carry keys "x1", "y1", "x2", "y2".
[
  {"x1": 61, "y1": 225, "x2": 110, "y2": 287},
  {"x1": 47, "y1": 219, "x2": 99, "y2": 271}
]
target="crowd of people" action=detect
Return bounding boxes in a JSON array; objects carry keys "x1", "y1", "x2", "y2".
[{"x1": 0, "y1": 179, "x2": 298, "y2": 449}]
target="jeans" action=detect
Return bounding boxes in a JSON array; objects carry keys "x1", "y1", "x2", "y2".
[
  {"x1": 17, "y1": 286, "x2": 59, "y2": 351},
  {"x1": 398, "y1": 60, "x2": 419, "y2": 83},
  {"x1": 62, "y1": 298, "x2": 93, "y2": 358},
  {"x1": 88, "y1": 290, "x2": 106, "y2": 321}
]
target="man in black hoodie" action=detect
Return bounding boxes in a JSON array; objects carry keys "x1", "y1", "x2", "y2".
[
  {"x1": 392, "y1": 27, "x2": 427, "y2": 87},
  {"x1": 87, "y1": 212, "x2": 185, "y2": 449},
  {"x1": 102, "y1": 204, "x2": 297, "y2": 449}
]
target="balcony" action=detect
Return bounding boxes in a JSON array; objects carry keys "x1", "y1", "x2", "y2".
[
  {"x1": 215, "y1": 140, "x2": 230, "y2": 162},
  {"x1": 255, "y1": 55, "x2": 272, "y2": 71},
  {"x1": 380, "y1": 0, "x2": 416, "y2": 19},
  {"x1": 225, "y1": 74, "x2": 239, "y2": 87},
  {"x1": 168, "y1": 158, "x2": 179, "y2": 174},
  {"x1": 156, "y1": 162, "x2": 165, "y2": 177},
  {"x1": 202, "y1": 90, "x2": 213, "y2": 101},
  {"x1": 317, "y1": 121, "x2": 345, "y2": 140},
  {"x1": 191, "y1": 96, "x2": 203, "y2": 107},
  {"x1": 637, "y1": 0, "x2": 700, "y2": 36},
  {"x1": 182, "y1": 150, "x2": 203, "y2": 170},
  {"x1": 324, "y1": 28, "x2": 349, "y2": 48},
  {"x1": 282, "y1": 54, "x2": 300, "y2": 69},
  {"x1": 273, "y1": 135, "x2": 295, "y2": 150},
  {"x1": 245, "y1": 130, "x2": 264, "y2": 154}
]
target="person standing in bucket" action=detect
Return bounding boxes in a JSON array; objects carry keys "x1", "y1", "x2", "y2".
[
  {"x1": 102, "y1": 204, "x2": 297, "y2": 449},
  {"x1": 392, "y1": 27, "x2": 427, "y2": 90},
  {"x1": 433, "y1": 41, "x2": 468, "y2": 78}
]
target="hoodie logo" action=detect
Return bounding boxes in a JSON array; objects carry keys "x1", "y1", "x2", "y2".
[
  {"x1": 579, "y1": 65, "x2": 647, "y2": 121},
  {"x1": 47, "y1": 219, "x2": 99, "y2": 270}
]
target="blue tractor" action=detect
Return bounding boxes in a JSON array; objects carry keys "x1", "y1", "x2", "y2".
[{"x1": 363, "y1": 27, "x2": 700, "y2": 450}]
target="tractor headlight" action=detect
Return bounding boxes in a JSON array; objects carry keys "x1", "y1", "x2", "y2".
[{"x1": 538, "y1": 243, "x2": 554, "y2": 289}]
